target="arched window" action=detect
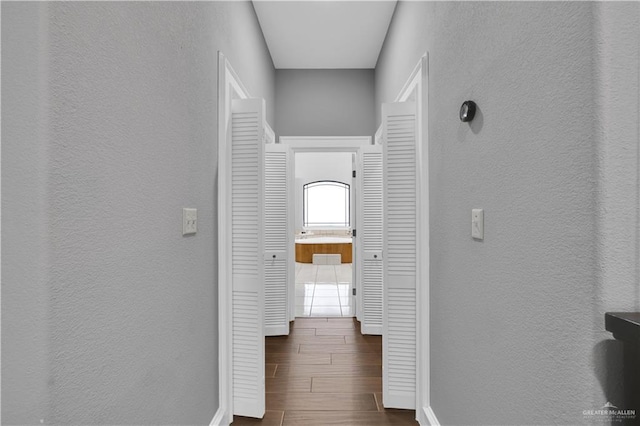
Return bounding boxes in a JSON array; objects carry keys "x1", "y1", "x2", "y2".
[{"x1": 303, "y1": 181, "x2": 350, "y2": 228}]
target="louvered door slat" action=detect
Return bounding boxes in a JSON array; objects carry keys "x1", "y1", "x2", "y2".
[
  {"x1": 360, "y1": 145, "x2": 383, "y2": 335},
  {"x1": 383, "y1": 102, "x2": 417, "y2": 410},
  {"x1": 264, "y1": 145, "x2": 290, "y2": 336},
  {"x1": 231, "y1": 99, "x2": 265, "y2": 418}
]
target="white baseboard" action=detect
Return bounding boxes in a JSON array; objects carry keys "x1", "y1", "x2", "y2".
[
  {"x1": 423, "y1": 406, "x2": 441, "y2": 426},
  {"x1": 209, "y1": 407, "x2": 226, "y2": 426}
]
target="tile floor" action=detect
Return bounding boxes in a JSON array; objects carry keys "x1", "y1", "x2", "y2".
[{"x1": 295, "y1": 262, "x2": 354, "y2": 317}]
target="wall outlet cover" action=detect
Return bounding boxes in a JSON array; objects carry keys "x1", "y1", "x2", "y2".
[{"x1": 183, "y1": 208, "x2": 197, "y2": 235}]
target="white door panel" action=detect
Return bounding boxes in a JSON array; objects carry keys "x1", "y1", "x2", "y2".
[
  {"x1": 359, "y1": 144, "x2": 383, "y2": 335},
  {"x1": 231, "y1": 98, "x2": 265, "y2": 418},
  {"x1": 264, "y1": 144, "x2": 290, "y2": 336},
  {"x1": 382, "y1": 101, "x2": 417, "y2": 410}
]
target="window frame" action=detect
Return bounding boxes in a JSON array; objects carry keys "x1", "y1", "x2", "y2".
[{"x1": 302, "y1": 180, "x2": 351, "y2": 228}]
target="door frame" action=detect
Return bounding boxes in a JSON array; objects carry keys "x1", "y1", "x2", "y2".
[
  {"x1": 279, "y1": 136, "x2": 372, "y2": 321},
  {"x1": 217, "y1": 50, "x2": 432, "y2": 423},
  {"x1": 217, "y1": 51, "x2": 252, "y2": 424}
]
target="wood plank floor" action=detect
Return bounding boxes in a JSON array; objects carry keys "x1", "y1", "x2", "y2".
[{"x1": 233, "y1": 317, "x2": 417, "y2": 426}]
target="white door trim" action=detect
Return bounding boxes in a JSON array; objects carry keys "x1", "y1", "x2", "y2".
[
  {"x1": 217, "y1": 51, "x2": 252, "y2": 424},
  {"x1": 279, "y1": 136, "x2": 372, "y2": 321},
  {"x1": 407, "y1": 54, "x2": 431, "y2": 424},
  {"x1": 280, "y1": 136, "x2": 372, "y2": 149}
]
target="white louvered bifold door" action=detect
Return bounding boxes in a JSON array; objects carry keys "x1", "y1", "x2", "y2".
[
  {"x1": 264, "y1": 143, "x2": 290, "y2": 336},
  {"x1": 382, "y1": 101, "x2": 417, "y2": 410},
  {"x1": 359, "y1": 144, "x2": 383, "y2": 335},
  {"x1": 231, "y1": 98, "x2": 265, "y2": 418}
]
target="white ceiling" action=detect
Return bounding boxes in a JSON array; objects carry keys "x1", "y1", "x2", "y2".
[{"x1": 252, "y1": 1, "x2": 397, "y2": 69}]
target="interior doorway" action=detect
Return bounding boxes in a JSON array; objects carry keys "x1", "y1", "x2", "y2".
[
  {"x1": 293, "y1": 151, "x2": 355, "y2": 318},
  {"x1": 235, "y1": 137, "x2": 413, "y2": 426},
  {"x1": 278, "y1": 136, "x2": 374, "y2": 326},
  {"x1": 219, "y1": 52, "x2": 429, "y2": 423}
]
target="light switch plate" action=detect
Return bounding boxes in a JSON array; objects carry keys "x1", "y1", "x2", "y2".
[
  {"x1": 183, "y1": 208, "x2": 197, "y2": 235},
  {"x1": 472, "y1": 209, "x2": 484, "y2": 240}
]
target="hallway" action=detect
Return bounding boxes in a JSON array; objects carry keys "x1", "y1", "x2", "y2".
[
  {"x1": 233, "y1": 317, "x2": 417, "y2": 425},
  {"x1": 4, "y1": 1, "x2": 640, "y2": 424}
]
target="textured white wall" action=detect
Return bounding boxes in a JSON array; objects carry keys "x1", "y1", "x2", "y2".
[
  {"x1": 294, "y1": 152, "x2": 353, "y2": 231},
  {"x1": 376, "y1": 2, "x2": 639, "y2": 424},
  {"x1": 276, "y1": 69, "x2": 375, "y2": 137},
  {"x1": 2, "y1": 2, "x2": 274, "y2": 424},
  {"x1": 2, "y1": 3, "x2": 51, "y2": 422},
  {"x1": 592, "y1": 2, "x2": 640, "y2": 405}
]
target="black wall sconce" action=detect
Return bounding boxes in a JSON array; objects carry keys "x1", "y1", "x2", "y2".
[{"x1": 459, "y1": 100, "x2": 477, "y2": 122}]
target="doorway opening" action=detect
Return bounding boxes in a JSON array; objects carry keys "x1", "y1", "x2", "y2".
[
  {"x1": 220, "y1": 53, "x2": 429, "y2": 424},
  {"x1": 250, "y1": 138, "x2": 413, "y2": 425},
  {"x1": 278, "y1": 136, "x2": 374, "y2": 325},
  {"x1": 294, "y1": 151, "x2": 355, "y2": 318}
]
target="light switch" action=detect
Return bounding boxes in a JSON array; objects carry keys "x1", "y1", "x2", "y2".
[
  {"x1": 183, "y1": 208, "x2": 197, "y2": 235},
  {"x1": 472, "y1": 209, "x2": 484, "y2": 240}
]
